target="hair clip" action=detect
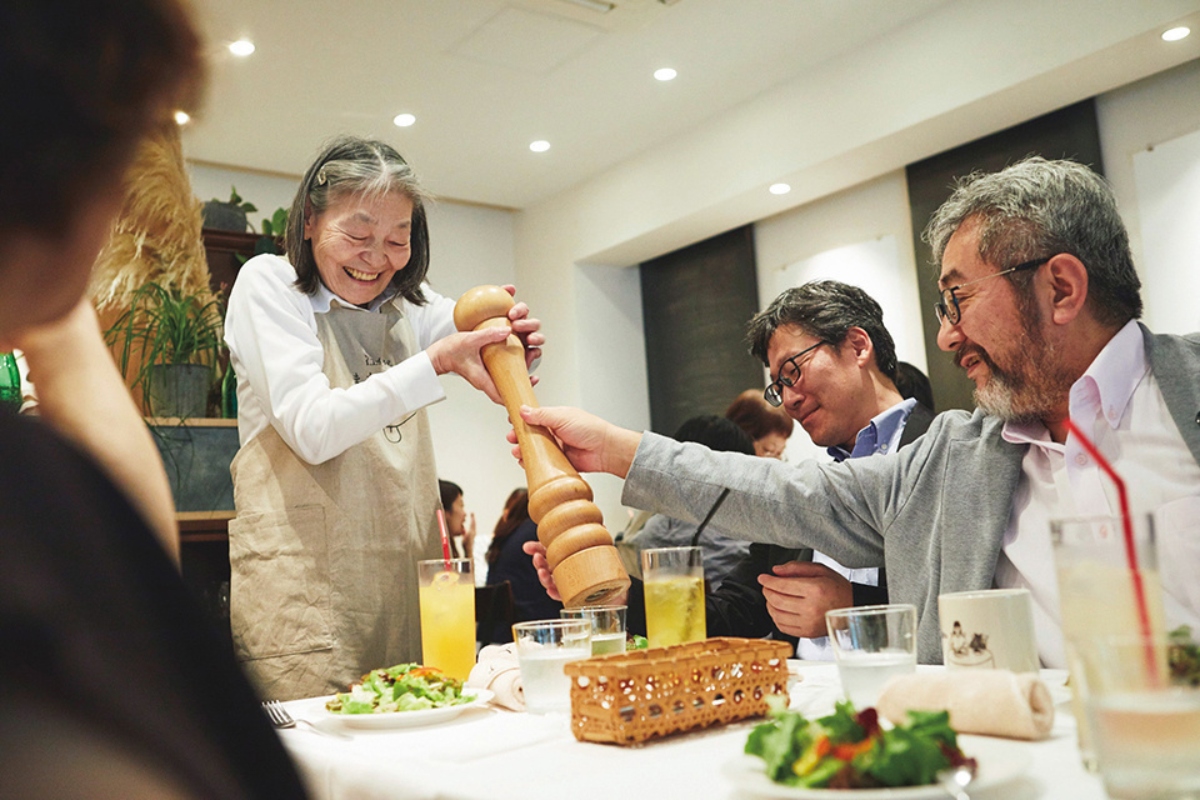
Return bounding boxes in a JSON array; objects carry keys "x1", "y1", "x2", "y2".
[{"x1": 316, "y1": 167, "x2": 328, "y2": 186}]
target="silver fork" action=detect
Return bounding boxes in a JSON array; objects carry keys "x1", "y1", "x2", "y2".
[{"x1": 262, "y1": 700, "x2": 350, "y2": 740}]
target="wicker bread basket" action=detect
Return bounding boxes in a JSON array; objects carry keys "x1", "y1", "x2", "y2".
[{"x1": 564, "y1": 637, "x2": 791, "y2": 745}]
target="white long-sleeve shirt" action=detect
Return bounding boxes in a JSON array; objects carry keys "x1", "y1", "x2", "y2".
[{"x1": 224, "y1": 254, "x2": 456, "y2": 465}]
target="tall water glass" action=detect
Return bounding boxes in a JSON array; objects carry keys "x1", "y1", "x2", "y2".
[
  {"x1": 512, "y1": 618, "x2": 592, "y2": 713},
  {"x1": 418, "y1": 558, "x2": 476, "y2": 681},
  {"x1": 641, "y1": 546, "x2": 706, "y2": 648},
  {"x1": 561, "y1": 605, "x2": 627, "y2": 655},
  {"x1": 1073, "y1": 631, "x2": 1200, "y2": 799},
  {"x1": 1051, "y1": 514, "x2": 1165, "y2": 772},
  {"x1": 826, "y1": 604, "x2": 917, "y2": 709}
]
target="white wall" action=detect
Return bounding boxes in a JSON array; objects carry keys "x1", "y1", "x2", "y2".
[{"x1": 1096, "y1": 58, "x2": 1200, "y2": 335}]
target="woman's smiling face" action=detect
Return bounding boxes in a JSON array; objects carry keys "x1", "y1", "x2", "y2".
[{"x1": 304, "y1": 190, "x2": 414, "y2": 306}]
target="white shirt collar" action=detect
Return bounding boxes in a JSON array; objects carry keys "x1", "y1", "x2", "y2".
[{"x1": 1001, "y1": 319, "x2": 1145, "y2": 445}]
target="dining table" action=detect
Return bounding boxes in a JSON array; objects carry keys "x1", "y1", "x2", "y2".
[{"x1": 275, "y1": 662, "x2": 1109, "y2": 800}]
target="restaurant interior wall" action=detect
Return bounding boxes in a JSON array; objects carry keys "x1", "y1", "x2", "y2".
[{"x1": 639, "y1": 226, "x2": 762, "y2": 438}]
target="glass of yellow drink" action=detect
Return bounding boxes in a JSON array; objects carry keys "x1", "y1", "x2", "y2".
[
  {"x1": 561, "y1": 605, "x2": 627, "y2": 655},
  {"x1": 642, "y1": 546, "x2": 706, "y2": 648},
  {"x1": 1073, "y1": 630, "x2": 1200, "y2": 799},
  {"x1": 418, "y1": 558, "x2": 476, "y2": 681},
  {"x1": 1051, "y1": 514, "x2": 1166, "y2": 772}
]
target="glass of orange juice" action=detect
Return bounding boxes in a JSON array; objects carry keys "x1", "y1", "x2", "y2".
[{"x1": 418, "y1": 558, "x2": 476, "y2": 681}]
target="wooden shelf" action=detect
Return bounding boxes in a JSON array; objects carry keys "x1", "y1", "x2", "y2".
[{"x1": 147, "y1": 416, "x2": 238, "y2": 427}]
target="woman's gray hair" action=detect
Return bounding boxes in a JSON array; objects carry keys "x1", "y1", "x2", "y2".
[
  {"x1": 286, "y1": 135, "x2": 432, "y2": 303},
  {"x1": 922, "y1": 156, "x2": 1141, "y2": 326}
]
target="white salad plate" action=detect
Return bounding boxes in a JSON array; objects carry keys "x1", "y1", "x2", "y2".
[
  {"x1": 323, "y1": 689, "x2": 494, "y2": 729},
  {"x1": 724, "y1": 734, "x2": 1032, "y2": 799}
]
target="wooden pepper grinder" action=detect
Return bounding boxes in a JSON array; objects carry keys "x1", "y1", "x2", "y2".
[{"x1": 454, "y1": 285, "x2": 630, "y2": 607}]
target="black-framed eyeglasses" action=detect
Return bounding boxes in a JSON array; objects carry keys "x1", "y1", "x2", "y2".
[
  {"x1": 934, "y1": 257, "x2": 1048, "y2": 326},
  {"x1": 764, "y1": 341, "x2": 829, "y2": 407}
]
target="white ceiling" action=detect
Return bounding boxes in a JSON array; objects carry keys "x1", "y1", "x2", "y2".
[
  {"x1": 184, "y1": 0, "x2": 958, "y2": 209},
  {"x1": 184, "y1": 0, "x2": 1200, "y2": 225}
]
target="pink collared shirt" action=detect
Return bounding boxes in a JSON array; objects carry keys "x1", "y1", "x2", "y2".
[{"x1": 994, "y1": 320, "x2": 1200, "y2": 668}]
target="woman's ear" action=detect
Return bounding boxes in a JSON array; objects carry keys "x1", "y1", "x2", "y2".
[{"x1": 1045, "y1": 253, "x2": 1089, "y2": 326}]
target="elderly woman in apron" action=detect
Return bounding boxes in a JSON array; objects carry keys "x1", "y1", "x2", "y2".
[{"x1": 224, "y1": 136, "x2": 542, "y2": 700}]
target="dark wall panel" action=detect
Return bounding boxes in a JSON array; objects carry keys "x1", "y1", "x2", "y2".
[
  {"x1": 640, "y1": 226, "x2": 762, "y2": 436},
  {"x1": 907, "y1": 99, "x2": 1103, "y2": 412}
]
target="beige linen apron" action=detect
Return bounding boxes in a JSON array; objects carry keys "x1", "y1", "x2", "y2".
[{"x1": 229, "y1": 299, "x2": 442, "y2": 701}]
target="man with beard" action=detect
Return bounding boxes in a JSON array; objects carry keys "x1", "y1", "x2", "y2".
[{"x1": 512, "y1": 157, "x2": 1200, "y2": 667}]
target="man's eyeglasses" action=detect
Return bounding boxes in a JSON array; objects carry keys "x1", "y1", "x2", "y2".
[
  {"x1": 764, "y1": 341, "x2": 828, "y2": 407},
  {"x1": 934, "y1": 257, "x2": 1048, "y2": 326}
]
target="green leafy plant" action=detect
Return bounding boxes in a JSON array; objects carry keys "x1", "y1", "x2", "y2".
[
  {"x1": 216, "y1": 185, "x2": 257, "y2": 216},
  {"x1": 239, "y1": 206, "x2": 289, "y2": 264},
  {"x1": 104, "y1": 281, "x2": 226, "y2": 414}
]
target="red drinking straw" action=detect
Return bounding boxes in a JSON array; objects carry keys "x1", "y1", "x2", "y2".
[
  {"x1": 1065, "y1": 418, "x2": 1159, "y2": 677},
  {"x1": 436, "y1": 508, "x2": 452, "y2": 569}
]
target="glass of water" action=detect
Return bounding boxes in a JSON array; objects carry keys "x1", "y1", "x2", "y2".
[
  {"x1": 512, "y1": 618, "x2": 592, "y2": 713},
  {"x1": 561, "y1": 605, "x2": 627, "y2": 656},
  {"x1": 825, "y1": 604, "x2": 917, "y2": 709}
]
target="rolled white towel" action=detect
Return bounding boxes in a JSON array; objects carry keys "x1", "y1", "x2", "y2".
[
  {"x1": 875, "y1": 669, "x2": 1055, "y2": 740},
  {"x1": 467, "y1": 643, "x2": 525, "y2": 712}
]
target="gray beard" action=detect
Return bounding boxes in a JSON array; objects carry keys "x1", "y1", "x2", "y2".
[{"x1": 973, "y1": 325, "x2": 1072, "y2": 423}]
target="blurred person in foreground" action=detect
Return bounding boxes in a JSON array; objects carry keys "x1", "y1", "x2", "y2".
[
  {"x1": 224, "y1": 135, "x2": 543, "y2": 700},
  {"x1": 527, "y1": 281, "x2": 933, "y2": 656},
  {"x1": 0, "y1": 1, "x2": 306, "y2": 797},
  {"x1": 517, "y1": 157, "x2": 1200, "y2": 667}
]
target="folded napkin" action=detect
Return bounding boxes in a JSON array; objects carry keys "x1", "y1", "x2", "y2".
[
  {"x1": 876, "y1": 669, "x2": 1054, "y2": 740},
  {"x1": 467, "y1": 644, "x2": 525, "y2": 712}
]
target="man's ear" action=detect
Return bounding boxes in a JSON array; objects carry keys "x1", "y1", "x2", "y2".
[
  {"x1": 1045, "y1": 254, "x2": 1089, "y2": 326},
  {"x1": 844, "y1": 326, "x2": 874, "y2": 368}
]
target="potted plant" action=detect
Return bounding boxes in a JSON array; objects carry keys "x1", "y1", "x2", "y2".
[
  {"x1": 201, "y1": 185, "x2": 257, "y2": 232},
  {"x1": 104, "y1": 281, "x2": 226, "y2": 418}
]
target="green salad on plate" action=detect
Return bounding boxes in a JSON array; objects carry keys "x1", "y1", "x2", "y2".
[
  {"x1": 745, "y1": 701, "x2": 975, "y2": 790},
  {"x1": 325, "y1": 663, "x2": 473, "y2": 714}
]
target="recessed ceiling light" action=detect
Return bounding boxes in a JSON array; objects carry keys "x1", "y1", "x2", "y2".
[
  {"x1": 393, "y1": 113, "x2": 416, "y2": 128},
  {"x1": 229, "y1": 39, "x2": 255, "y2": 57},
  {"x1": 1162, "y1": 26, "x2": 1191, "y2": 42},
  {"x1": 769, "y1": 183, "x2": 791, "y2": 195},
  {"x1": 174, "y1": 110, "x2": 191, "y2": 126},
  {"x1": 529, "y1": 140, "x2": 551, "y2": 153},
  {"x1": 654, "y1": 67, "x2": 677, "y2": 82}
]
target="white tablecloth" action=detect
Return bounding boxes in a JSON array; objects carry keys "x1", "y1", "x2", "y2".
[{"x1": 278, "y1": 663, "x2": 1108, "y2": 800}]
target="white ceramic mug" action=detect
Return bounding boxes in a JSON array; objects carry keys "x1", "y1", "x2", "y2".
[{"x1": 938, "y1": 588, "x2": 1039, "y2": 673}]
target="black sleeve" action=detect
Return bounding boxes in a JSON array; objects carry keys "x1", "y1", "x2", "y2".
[
  {"x1": 849, "y1": 565, "x2": 888, "y2": 606},
  {"x1": 703, "y1": 544, "x2": 785, "y2": 640}
]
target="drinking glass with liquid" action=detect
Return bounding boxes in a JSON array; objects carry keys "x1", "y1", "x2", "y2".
[
  {"x1": 641, "y1": 546, "x2": 706, "y2": 648},
  {"x1": 512, "y1": 618, "x2": 592, "y2": 713},
  {"x1": 825, "y1": 604, "x2": 917, "y2": 709},
  {"x1": 1051, "y1": 514, "x2": 1166, "y2": 772},
  {"x1": 561, "y1": 605, "x2": 627, "y2": 656},
  {"x1": 417, "y1": 558, "x2": 476, "y2": 681},
  {"x1": 1073, "y1": 631, "x2": 1200, "y2": 799}
]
